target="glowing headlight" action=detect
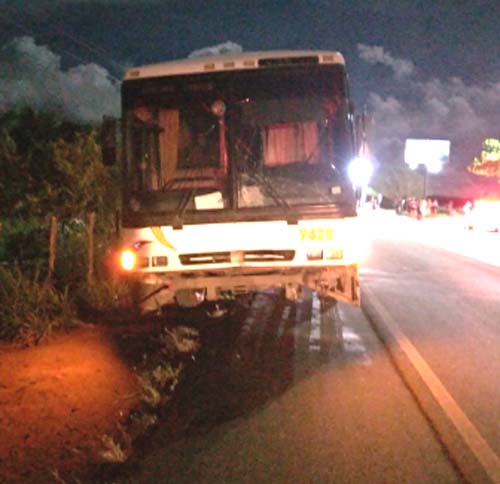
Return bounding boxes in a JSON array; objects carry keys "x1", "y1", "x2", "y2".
[
  {"x1": 120, "y1": 249, "x2": 137, "y2": 271},
  {"x1": 348, "y1": 156, "x2": 374, "y2": 187}
]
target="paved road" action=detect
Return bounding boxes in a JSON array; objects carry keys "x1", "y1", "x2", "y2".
[
  {"x1": 110, "y1": 210, "x2": 500, "y2": 484},
  {"x1": 118, "y1": 295, "x2": 461, "y2": 483},
  {"x1": 361, "y1": 210, "x2": 500, "y2": 483}
]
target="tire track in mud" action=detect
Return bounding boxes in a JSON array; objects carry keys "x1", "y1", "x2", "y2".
[{"x1": 101, "y1": 289, "x2": 343, "y2": 482}]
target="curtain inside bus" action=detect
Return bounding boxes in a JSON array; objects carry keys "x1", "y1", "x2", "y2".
[{"x1": 261, "y1": 121, "x2": 319, "y2": 166}]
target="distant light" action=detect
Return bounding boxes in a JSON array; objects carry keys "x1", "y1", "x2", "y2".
[
  {"x1": 348, "y1": 156, "x2": 374, "y2": 187},
  {"x1": 211, "y1": 100, "x2": 226, "y2": 118},
  {"x1": 469, "y1": 199, "x2": 500, "y2": 232}
]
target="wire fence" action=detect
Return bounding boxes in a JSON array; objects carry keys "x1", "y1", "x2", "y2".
[{"x1": 0, "y1": 212, "x2": 111, "y2": 285}]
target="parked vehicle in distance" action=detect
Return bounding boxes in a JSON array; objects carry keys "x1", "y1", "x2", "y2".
[{"x1": 465, "y1": 199, "x2": 500, "y2": 232}]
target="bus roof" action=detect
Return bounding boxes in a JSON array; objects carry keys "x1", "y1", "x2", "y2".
[{"x1": 124, "y1": 50, "x2": 345, "y2": 81}]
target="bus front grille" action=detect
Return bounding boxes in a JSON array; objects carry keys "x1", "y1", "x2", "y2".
[{"x1": 179, "y1": 250, "x2": 295, "y2": 266}]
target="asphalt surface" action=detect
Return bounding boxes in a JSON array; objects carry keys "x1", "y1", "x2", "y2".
[
  {"x1": 361, "y1": 211, "x2": 500, "y2": 483},
  {"x1": 108, "y1": 210, "x2": 500, "y2": 484},
  {"x1": 117, "y1": 290, "x2": 462, "y2": 482}
]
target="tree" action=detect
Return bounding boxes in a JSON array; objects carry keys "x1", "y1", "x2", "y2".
[
  {"x1": 0, "y1": 108, "x2": 87, "y2": 218},
  {"x1": 0, "y1": 128, "x2": 23, "y2": 215},
  {"x1": 0, "y1": 108, "x2": 119, "y2": 223},
  {"x1": 371, "y1": 160, "x2": 423, "y2": 200},
  {"x1": 468, "y1": 138, "x2": 500, "y2": 178},
  {"x1": 48, "y1": 131, "x2": 120, "y2": 225},
  {"x1": 0, "y1": 108, "x2": 120, "y2": 271}
]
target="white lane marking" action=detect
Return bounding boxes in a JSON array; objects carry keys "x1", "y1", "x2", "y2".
[
  {"x1": 308, "y1": 295, "x2": 321, "y2": 351},
  {"x1": 364, "y1": 285, "x2": 500, "y2": 484},
  {"x1": 341, "y1": 326, "x2": 372, "y2": 366},
  {"x1": 337, "y1": 305, "x2": 372, "y2": 366},
  {"x1": 306, "y1": 299, "x2": 372, "y2": 365}
]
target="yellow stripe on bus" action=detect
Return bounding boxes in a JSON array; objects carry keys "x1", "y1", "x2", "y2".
[{"x1": 151, "y1": 227, "x2": 176, "y2": 250}]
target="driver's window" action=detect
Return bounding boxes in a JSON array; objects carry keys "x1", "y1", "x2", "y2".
[
  {"x1": 177, "y1": 110, "x2": 219, "y2": 169},
  {"x1": 129, "y1": 103, "x2": 161, "y2": 190}
]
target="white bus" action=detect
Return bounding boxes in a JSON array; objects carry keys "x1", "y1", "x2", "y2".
[{"x1": 103, "y1": 50, "x2": 363, "y2": 312}]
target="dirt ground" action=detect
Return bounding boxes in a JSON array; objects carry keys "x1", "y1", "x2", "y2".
[{"x1": 0, "y1": 324, "x2": 142, "y2": 483}]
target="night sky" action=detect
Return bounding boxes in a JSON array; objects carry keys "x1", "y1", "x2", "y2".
[{"x1": 1, "y1": 0, "x2": 499, "y2": 194}]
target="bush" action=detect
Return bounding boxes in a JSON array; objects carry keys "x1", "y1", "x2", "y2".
[
  {"x1": 0, "y1": 213, "x2": 138, "y2": 341},
  {"x1": 0, "y1": 218, "x2": 49, "y2": 264},
  {"x1": 53, "y1": 219, "x2": 90, "y2": 290},
  {"x1": 74, "y1": 277, "x2": 136, "y2": 321},
  {"x1": 0, "y1": 266, "x2": 76, "y2": 343},
  {"x1": 0, "y1": 111, "x2": 126, "y2": 341}
]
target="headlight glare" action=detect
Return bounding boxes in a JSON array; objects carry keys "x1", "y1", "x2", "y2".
[
  {"x1": 120, "y1": 249, "x2": 137, "y2": 271},
  {"x1": 348, "y1": 156, "x2": 374, "y2": 187}
]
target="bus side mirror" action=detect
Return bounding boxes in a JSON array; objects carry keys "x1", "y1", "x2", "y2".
[{"x1": 100, "y1": 116, "x2": 117, "y2": 166}]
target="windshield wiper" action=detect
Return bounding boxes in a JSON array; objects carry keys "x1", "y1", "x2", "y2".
[
  {"x1": 168, "y1": 187, "x2": 197, "y2": 229},
  {"x1": 243, "y1": 168, "x2": 290, "y2": 210},
  {"x1": 234, "y1": 132, "x2": 290, "y2": 210}
]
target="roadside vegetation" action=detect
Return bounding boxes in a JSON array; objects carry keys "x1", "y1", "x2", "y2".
[
  {"x1": 95, "y1": 323, "x2": 200, "y2": 478},
  {"x1": 0, "y1": 107, "x2": 124, "y2": 343},
  {"x1": 0, "y1": 107, "x2": 204, "y2": 482},
  {"x1": 468, "y1": 138, "x2": 500, "y2": 179}
]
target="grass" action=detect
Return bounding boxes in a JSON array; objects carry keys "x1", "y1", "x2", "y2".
[
  {"x1": 161, "y1": 326, "x2": 201, "y2": 355},
  {"x1": 96, "y1": 323, "x2": 201, "y2": 472},
  {"x1": 74, "y1": 277, "x2": 136, "y2": 322},
  {"x1": 99, "y1": 434, "x2": 129, "y2": 464},
  {"x1": 0, "y1": 216, "x2": 137, "y2": 341},
  {"x1": 0, "y1": 266, "x2": 76, "y2": 344}
]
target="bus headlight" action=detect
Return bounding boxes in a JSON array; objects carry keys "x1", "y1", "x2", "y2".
[
  {"x1": 348, "y1": 156, "x2": 374, "y2": 187},
  {"x1": 120, "y1": 249, "x2": 137, "y2": 271}
]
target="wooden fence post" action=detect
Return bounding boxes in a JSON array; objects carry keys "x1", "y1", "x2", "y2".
[
  {"x1": 87, "y1": 211, "x2": 96, "y2": 285},
  {"x1": 115, "y1": 209, "x2": 121, "y2": 239},
  {"x1": 48, "y1": 216, "x2": 57, "y2": 281}
]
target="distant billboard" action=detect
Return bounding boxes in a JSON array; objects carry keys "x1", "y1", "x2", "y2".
[{"x1": 404, "y1": 139, "x2": 450, "y2": 173}]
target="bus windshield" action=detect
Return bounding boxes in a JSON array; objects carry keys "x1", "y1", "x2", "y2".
[{"x1": 121, "y1": 64, "x2": 356, "y2": 221}]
